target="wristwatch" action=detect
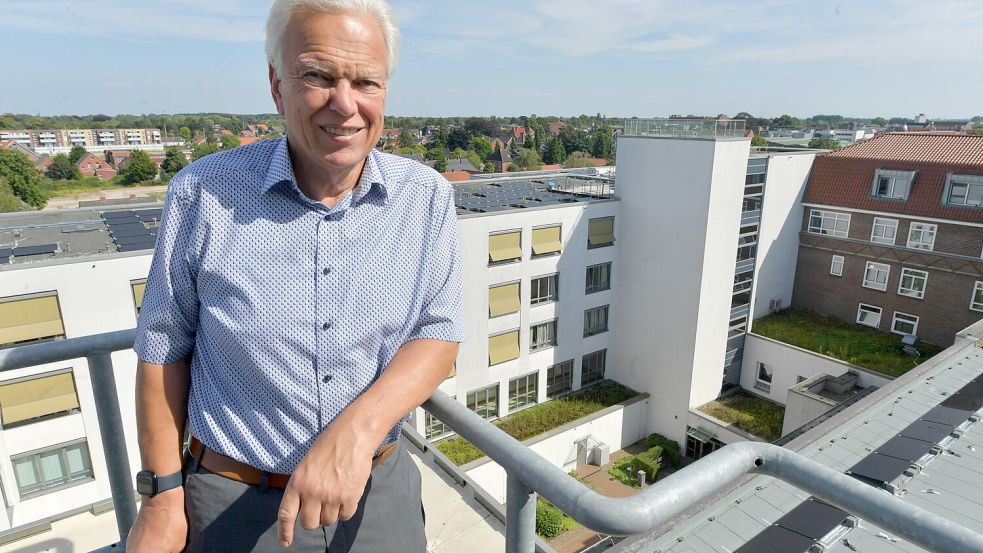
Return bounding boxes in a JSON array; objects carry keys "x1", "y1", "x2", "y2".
[{"x1": 135, "y1": 470, "x2": 183, "y2": 497}]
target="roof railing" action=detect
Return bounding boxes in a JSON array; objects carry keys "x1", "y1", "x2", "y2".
[
  {"x1": 623, "y1": 118, "x2": 746, "y2": 139},
  {"x1": 3, "y1": 332, "x2": 983, "y2": 553}
]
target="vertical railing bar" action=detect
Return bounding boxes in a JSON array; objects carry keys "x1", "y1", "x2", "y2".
[
  {"x1": 505, "y1": 473, "x2": 537, "y2": 553},
  {"x1": 87, "y1": 351, "x2": 136, "y2": 550}
]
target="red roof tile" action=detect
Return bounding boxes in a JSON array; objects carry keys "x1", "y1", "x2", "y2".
[{"x1": 803, "y1": 133, "x2": 983, "y2": 224}]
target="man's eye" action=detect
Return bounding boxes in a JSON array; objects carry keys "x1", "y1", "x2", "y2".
[
  {"x1": 302, "y1": 73, "x2": 332, "y2": 85},
  {"x1": 356, "y1": 80, "x2": 381, "y2": 90}
]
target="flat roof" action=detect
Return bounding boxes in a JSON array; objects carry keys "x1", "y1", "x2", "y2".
[{"x1": 453, "y1": 174, "x2": 614, "y2": 217}]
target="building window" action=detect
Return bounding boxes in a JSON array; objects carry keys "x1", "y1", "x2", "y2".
[
  {"x1": 531, "y1": 225, "x2": 562, "y2": 257},
  {"x1": 508, "y1": 373, "x2": 538, "y2": 411},
  {"x1": 872, "y1": 169, "x2": 915, "y2": 200},
  {"x1": 754, "y1": 362, "x2": 772, "y2": 393},
  {"x1": 808, "y1": 210, "x2": 850, "y2": 238},
  {"x1": 685, "y1": 427, "x2": 724, "y2": 460},
  {"x1": 906, "y1": 223, "x2": 937, "y2": 251},
  {"x1": 488, "y1": 281, "x2": 520, "y2": 318},
  {"x1": 0, "y1": 370, "x2": 80, "y2": 428},
  {"x1": 943, "y1": 173, "x2": 983, "y2": 207},
  {"x1": 856, "y1": 303, "x2": 882, "y2": 328},
  {"x1": 0, "y1": 292, "x2": 66, "y2": 349},
  {"x1": 424, "y1": 410, "x2": 451, "y2": 440},
  {"x1": 131, "y1": 279, "x2": 147, "y2": 315},
  {"x1": 830, "y1": 255, "x2": 844, "y2": 276},
  {"x1": 12, "y1": 440, "x2": 94, "y2": 500},
  {"x1": 530, "y1": 319, "x2": 557, "y2": 352},
  {"x1": 862, "y1": 262, "x2": 891, "y2": 291},
  {"x1": 488, "y1": 330, "x2": 520, "y2": 366},
  {"x1": 587, "y1": 217, "x2": 615, "y2": 248},
  {"x1": 530, "y1": 274, "x2": 559, "y2": 305},
  {"x1": 585, "y1": 262, "x2": 612, "y2": 294},
  {"x1": 891, "y1": 312, "x2": 919, "y2": 336},
  {"x1": 488, "y1": 230, "x2": 521, "y2": 264},
  {"x1": 870, "y1": 218, "x2": 898, "y2": 245},
  {"x1": 972, "y1": 282, "x2": 983, "y2": 312},
  {"x1": 583, "y1": 305, "x2": 609, "y2": 337},
  {"x1": 581, "y1": 349, "x2": 606, "y2": 385},
  {"x1": 546, "y1": 360, "x2": 574, "y2": 397},
  {"x1": 467, "y1": 384, "x2": 499, "y2": 420},
  {"x1": 897, "y1": 268, "x2": 928, "y2": 299}
]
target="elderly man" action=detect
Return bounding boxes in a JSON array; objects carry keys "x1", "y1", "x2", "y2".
[{"x1": 125, "y1": 0, "x2": 464, "y2": 551}]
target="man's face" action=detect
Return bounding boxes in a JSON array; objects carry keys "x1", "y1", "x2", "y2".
[{"x1": 270, "y1": 11, "x2": 388, "y2": 178}]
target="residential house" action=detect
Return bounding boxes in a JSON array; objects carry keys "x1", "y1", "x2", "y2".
[
  {"x1": 547, "y1": 121, "x2": 565, "y2": 136},
  {"x1": 106, "y1": 151, "x2": 131, "y2": 169},
  {"x1": 76, "y1": 152, "x2": 117, "y2": 181},
  {"x1": 486, "y1": 145, "x2": 512, "y2": 172},
  {"x1": 35, "y1": 155, "x2": 53, "y2": 174}
]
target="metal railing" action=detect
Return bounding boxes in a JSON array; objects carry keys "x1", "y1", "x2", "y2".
[
  {"x1": 622, "y1": 118, "x2": 746, "y2": 139},
  {"x1": 2, "y1": 332, "x2": 983, "y2": 553}
]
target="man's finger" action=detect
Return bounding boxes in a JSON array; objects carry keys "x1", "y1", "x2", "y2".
[
  {"x1": 338, "y1": 500, "x2": 358, "y2": 522},
  {"x1": 278, "y1": 486, "x2": 301, "y2": 547},
  {"x1": 299, "y1": 493, "x2": 324, "y2": 531},
  {"x1": 321, "y1": 502, "x2": 341, "y2": 527}
]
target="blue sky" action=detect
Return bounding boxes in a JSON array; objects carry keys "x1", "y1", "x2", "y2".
[{"x1": 1, "y1": 0, "x2": 981, "y2": 119}]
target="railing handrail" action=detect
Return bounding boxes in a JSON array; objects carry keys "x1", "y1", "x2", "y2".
[
  {"x1": 424, "y1": 390, "x2": 983, "y2": 553},
  {"x1": 0, "y1": 329, "x2": 135, "y2": 371}
]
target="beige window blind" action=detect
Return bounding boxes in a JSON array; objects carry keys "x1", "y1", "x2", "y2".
[
  {"x1": 488, "y1": 330, "x2": 520, "y2": 366},
  {"x1": 131, "y1": 281, "x2": 147, "y2": 311},
  {"x1": 587, "y1": 217, "x2": 615, "y2": 247},
  {"x1": 0, "y1": 294, "x2": 65, "y2": 347},
  {"x1": 531, "y1": 226, "x2": 562, "y2": 256},
  {"x1": 488, "y1": 282, "x2": 520, "y2": 317},
  {"x1": 0, "y1": 372, "x2": 79, "y2": 426},
  {"x1": 488, "y1": 231, "x2": 522, "y2": 262}
]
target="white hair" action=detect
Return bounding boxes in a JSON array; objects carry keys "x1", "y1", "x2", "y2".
[{"x1": 265, "y1": 0, "x2": 400, "y2": 78}]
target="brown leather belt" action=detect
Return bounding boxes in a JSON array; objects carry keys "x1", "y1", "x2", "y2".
[{"x1": 188, "y1": 436, "x2": 398, "y2": 489}]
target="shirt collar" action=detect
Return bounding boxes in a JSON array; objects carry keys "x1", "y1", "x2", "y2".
[{"x1": 261, "y1": 137, "x2": 389, "y2": 206}]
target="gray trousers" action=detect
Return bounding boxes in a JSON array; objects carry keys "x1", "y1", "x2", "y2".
[{"x1": 183, "y1": 441, "x2": 426, "y2": 552}]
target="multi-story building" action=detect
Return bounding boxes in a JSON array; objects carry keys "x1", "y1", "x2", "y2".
[
  {"x1": 0, "y1": 129, "x2": 162, "y2": 154},
  {"x1": 793, "y1": 133, "x2": 983, "y2": 346}
]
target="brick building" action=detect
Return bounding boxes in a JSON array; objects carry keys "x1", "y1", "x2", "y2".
[
  {"x1": 76, "y1": 152, "x2": 117, "y2": 181},
  {"x1": 792, "y1": 133, "x2": 983, "y2": 346}
]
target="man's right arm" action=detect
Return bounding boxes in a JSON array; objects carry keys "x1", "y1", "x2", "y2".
[{"x1": 125, "y1": 358, "x2": 190, "y2": 553}]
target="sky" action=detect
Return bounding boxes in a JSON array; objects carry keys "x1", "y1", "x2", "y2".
[{"x1": 1, "y1": 0, "x2": 981, "y2": 119}]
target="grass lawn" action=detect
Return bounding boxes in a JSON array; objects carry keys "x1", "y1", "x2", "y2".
[
  {"x1": 42, "y1": 177, "x2": 162, "y2": 199},
  {"x1": 434, "y1": 381, "x2": 639, "y2": 465},
  {"x1": 699, "y1": 390, "x2": 785, "y2": 441},
  {"x1": 751, "y1": 309, "x2": 941, "y2": 378}
]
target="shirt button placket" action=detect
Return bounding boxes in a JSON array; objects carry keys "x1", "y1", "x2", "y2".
[{"x1": 317, "y1": 213, "x2": 333, "y2": 392}]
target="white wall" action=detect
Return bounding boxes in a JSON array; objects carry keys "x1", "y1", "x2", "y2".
[
  {"x1": 750, "y1": 152, "x2": 817, "y2": 320},
  {"x1": 464, "y1": 396, "x2": 649, "y2": 503},
  {"x1": 609, "y1": 136, "x2": 749, "y2": 446}
]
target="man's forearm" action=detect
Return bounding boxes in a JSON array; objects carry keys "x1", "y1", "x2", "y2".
[{"x1": 135, "y1": 359, "x2": 191, "y2": 474}]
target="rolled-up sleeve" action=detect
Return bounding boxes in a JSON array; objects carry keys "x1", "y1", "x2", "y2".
[
  {"x1": 406, "y1": 184, "x2": 466, "y2": 344},
  {"x1": 133, "y1": 175, "x2": 200, "y2": 364}
]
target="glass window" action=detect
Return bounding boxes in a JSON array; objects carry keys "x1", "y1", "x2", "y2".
[
  {"x1": 583, "y1": 305, "x2": 609, "y2": 337},
  {"x1": 546, "y1": 360, "x2": 573, "y2": 397},
  {"x1": 944, "y1": 174, "x2": 983, "y2": 207},
  {"x1": 830, "y1": 255, "x2": 844, "y2": 276},
  {"x1": 530, "y1": 319, "x2": 557, "y2": 352},
  {"x1": 972, "y1": 282, "x2": 983, "y2": 312},
  {"x1": 870, "y1": 218, "x2": 898, "y2": 245},
  {"x1": 0, "y1": 370, "x2": 80, "y2": 428},
  {"x1": 856, "y1": 304, "x2": 882, "y2": 328},
  {"x1": 891, "y1": 312, "x2": 919, "y2": 336},
  {"x1": 531, "y1": 225, "x2": 562, "y2": 257},
  {"x1": 508, "y1": 373, "x2": 538, "y2": 411},
  {"x1": 587, "y1": 217, "x2": 615, "y2": 248},
  {"x1": 131, "y1": 279, "x2": 147, "y2": 315},
  {"x1": 467, "y1": 384, "x2": 499, "y2": 420},
  {"x1": 862, "y1": 262, "x2": 891, "y2": 291},
  {"x1": 907, "y1": 223, "x2": 937, "y2": 251},
  {"x1": 754, "y1": 362, "x2": 772, "y2": 393},
  {"x1": 582, "y1": 349, "x2": 606, "y2": 385},
  {"x1": 530, "y1": 274, "x2": 559, "y2": 305},
  {"x1": 0, "y1": 292, "x2": 66, "y2": 349},
  {"x1": 808, "y1": 210, "x2": 850, "y2": 238},
  {"x1": 488, "y1": 330, "x2": 520, "y2": 366},
  {"x1": 11, "y1": 440, "x2": 94, "y2": 499},
  {"x1": 425, "y1": 410, "x2": 451, "y2": 440},
  {"x1": 897, "y1": 268, "x2": 928, "y2": 299},
  {"x1": 874, "y1": 174, "x2": 911, "y2": 199},
  {"x1": 488, "y1": 230, "x2": 522, "y2": 264},
  {"x1": 585, "y1": 263, "x2": 612, "y2": 294},
  {"x1": 488, "y1": 282, "x2": 520, "y2": 318}
]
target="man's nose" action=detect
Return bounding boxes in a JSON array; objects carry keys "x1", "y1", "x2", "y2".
[{"x1": 328, "y1": 81, "x2": 357, "y2": 117}]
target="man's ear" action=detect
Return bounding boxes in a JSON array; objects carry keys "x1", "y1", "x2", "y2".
[{"x1": 269, "y1": 65, "x2": 285, "y2": 116}]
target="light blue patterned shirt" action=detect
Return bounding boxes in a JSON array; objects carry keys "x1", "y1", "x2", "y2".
[{"x1": 134, "y1": 137, "x2": 465, "y2": 472}]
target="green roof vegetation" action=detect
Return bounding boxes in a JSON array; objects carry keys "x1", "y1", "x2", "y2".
[
  {"x1": 434, "y1": 381, "x2": 640, "y2": 466},
  {"x1": 699, "y1": 389, "x2": 785, "y2": 442},
  {"x1": 751, "y1": 309, "x2": 941, "y2": 378}
]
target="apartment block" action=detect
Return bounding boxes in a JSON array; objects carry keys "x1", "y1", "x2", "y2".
[{"x1": 0, "y1": 129, "x2": 162, "y2": 154}]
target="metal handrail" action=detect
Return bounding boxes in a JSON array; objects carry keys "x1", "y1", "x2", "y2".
[{"x1": 424, "y1": 390, "x2": 983, "y2": 553}]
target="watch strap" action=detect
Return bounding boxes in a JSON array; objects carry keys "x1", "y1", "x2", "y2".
[{"x1": 155, "y1": 470, "x2": 183, "y2": 494}]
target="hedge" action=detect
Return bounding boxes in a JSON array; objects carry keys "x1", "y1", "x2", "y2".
[
  {"x1": 645, "y1": 433, "x2": 681, "y2": 468},
  {"x1": 536, "y1": 498, "x2": 577, "y2": 538}
]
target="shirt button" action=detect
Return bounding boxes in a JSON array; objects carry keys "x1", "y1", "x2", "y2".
[
  {"x1": 323, "y1": 374, "x2": 333, "y2": 383},
  {"x1": 324, "y1": 214, "x2": 331, "y2": 221},
  {"x1": 322, "y1": 322, "x2": 331, "y2": 330},
  {"x1": 322, "y1": 267, "x2": 331, "y2": 275}
]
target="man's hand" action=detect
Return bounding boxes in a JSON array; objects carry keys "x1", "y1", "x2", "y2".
[
  {"x1": 125, "y1": 487, "x2": 188, "y2": 553},
  {"x1": 276, "y1": 418, "x2": 377, "y2": 547}
]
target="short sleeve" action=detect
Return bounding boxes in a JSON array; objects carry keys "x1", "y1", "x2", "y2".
[
  {"x1": 133, "y1": 175, "x2": 200, "y2": 364},
  {"x1": 405, "y1": 184, "x2": 466, "y2": 344}
]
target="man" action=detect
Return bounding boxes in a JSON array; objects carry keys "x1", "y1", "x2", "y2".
[{"x1": 125, "y1": 1, "x2": 464, "y2": 551}]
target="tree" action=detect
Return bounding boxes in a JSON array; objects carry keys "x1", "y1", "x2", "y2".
[
  {"x1": 591, "y1": 126, "x2": 614, "y2": 159},
  {"x1": 0, "y1": 148, "x2": 46, "y2": 208},
  {"x1": 47, "y1": 154, "x2": 81, "y2": 180},
  {"x1": 513, "y1": 148, "x2": 542, "y2": 171},
  {"x1": 161, "y1": 147, "x2": 188, "y2": 177},
  {"x1": 751, "y1": 135, "x2": 768, "y2": 147},
  {"x1": 483, "y1": 162, "x2": 495, "y2": 173},
  {"x1": 0, "y1": 176, "x2": 24, "y2": 213},
  {"x1": 68, "y1": 145, "x2": 88, "y2": 164},
  {"x1": 425, "y1": 147, "x2": 447, "y2": 172},
  {"x1": 870, "y1": 117, "x2": 887, "y2": 127},
  {"x1": 178, "y1": 127, "x2": 192, "y2": 142},
  {"x1": 221, "y1": 134, "x2": 241, "y2": 150},
  {"x1": 808, "y1": 137, "x2": 841, "y2": 150},
  {"x1": 972, "y1": 126, "x2": 983, "y2": 136},
  {"x1": 469, "y1": 136, "x2": 493, "y2": 160},
  {"x1": 543, "y1": 137, "x2": 567, "y2": 165},
  {"x1": 119, "y1": 150, "x2": 159, "y2": 184},
  {"x1": 398, "y1": 128, "x2": 415, "y2": 148},
  {"x1": 446, "y1": 127, "x2": 472, "y2": 151},
  {"x1": 192, "y1": 142, "x2": 219, "y2": 160},
  {"x1": 559, "y1": 125, "x2": 590, "y2": 155},
  {"x1": 773, "y1": 114, "x2": 801, "y2": 129},
  {"x1": 450, "y1": 148, "x2": 482, "y2": 171},
  {"x1": 434, "y1": 124, "x2": 449, "y2": 150},
  {"x1": 463, "y1": 117, "x2": 499, "y2": 138},
  {"x1": 564, "y1": 151, "x2": 593, "y2": 168}
]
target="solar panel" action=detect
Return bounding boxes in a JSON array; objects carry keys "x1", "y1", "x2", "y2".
[
  {"x1": 107, "y1": 222, "x2": 147, "y2": 231},
  {"x1": 734, "y1": 525, "x2": 815, "y2": 553},
  {"x1": 874, "y1": 435, "x2": 936, "y2": 463},
  {"x1": 776, "y1": 498, "x2": 848, "y2": 539},
  {"x1": 0, "y1": 248, "x2": 11, "y2": 258},
  {"x1": 900, "y1": 420, "x2": 954, "y2": 444},
  {"x1": 12, "y1": 243, "x2": 58, "y2": 256},
  {"x1": 847, "y1": 453, "x2": 911, "y2": 486},
  {"x1": 955, "y1": 381, "x2": 983, "y2": 398},
  {"x1": 118, "y1": 242, "x2": 157, "y2": 252},
  {"x1": 115, "y1": 234, "x2": 158, "y2": 246},
  {"x1": 921, "y1": 405, "x2": 972, "y2": 426},
  {"x1": 132, "y1": 209, "x2": 163, "y2": 218},
  {"x1": 941, "y1": 393, "x2": 983, "y2": 412},
  {"x1": 103, "y1": 210, "x2": 136, "y2": 219},
  {"x1": 111, "y1": 227, "x2": 154, "y2": 239}
]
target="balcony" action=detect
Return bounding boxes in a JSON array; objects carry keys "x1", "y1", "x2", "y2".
[
  {"x1": 0, "y1": 331, "x2": 979, "y2": 553},
  {"x1": 740, "y1": 209, "x2": 761, "y2": 224}
]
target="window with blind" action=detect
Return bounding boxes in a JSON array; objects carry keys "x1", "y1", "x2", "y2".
[
  {"x1": 546, "y1": 360, "x2": 573, "y2": 397},
  {"x1": 488, "y1": 230, "x2": 522, "y2": 264},
  {"x1": 587, "y1": 217, "x2": 615, "y2": 248},
  {"x1": 531, "y1": 225, "x2": 562, "y2": 257},
  {"x1": 488, "y1": 330, "x2": 520, "y2": 366},
  {"x1": 0, "y1": 292, "x2": 66, "y2": 349},
  {"x1": 585, "y1": 262, "x2": 611, "y2": 294},
  {"x1": 131, "y1": 279, "x2": 147, "y2": 314},
  {"x1": 12, "y1": 440, "x2": 93, "y2": 499},
  {"x1": 530, "y1": 319, "x2": 557, "y2": 351},
  {"x1": 582, "y1": 349, "x2": 606, "y2": 385},
  {"x1": 0, "y1": 370, "x2": 80, "y2": 427},
  {"x1": 488, "y1": 282, "x2": 520, "y2": 318},
  {"x1": 583, "y1": 305, "x2": 609, "y2": 337},
  {"x1": 530, "y1": 274, "x2": 559, "y2": 305}
]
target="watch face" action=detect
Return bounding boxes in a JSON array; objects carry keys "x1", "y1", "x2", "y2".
[{"x1": 136, "y1": 472, "x2": 155, "y2": 496}]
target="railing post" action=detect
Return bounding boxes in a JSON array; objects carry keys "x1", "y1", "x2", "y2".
[
  {"x1": 87, "y1": 350, "x2": 137, "y2": 548},
  {"x1": 506, "y1": 473, "x2": 536, "y2": 553}
]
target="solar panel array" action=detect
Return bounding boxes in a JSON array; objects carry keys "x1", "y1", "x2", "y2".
[
  {"x1": 453, "y1": 181, "x2": 585, "y2": 214},
  {"x1": 0, "y1": 243, "x2": 60, "y2": 263},
  {"x1": 736, "y1": 374, "x2": 983, "y2": 553},
  {"x1": 103, "y1": 208, "x2": 161, "y2": 252}
]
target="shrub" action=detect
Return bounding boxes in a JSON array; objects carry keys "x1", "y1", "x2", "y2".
[
  {"x1": 645, "y1": 433, "x2": 681, "y2": 468},
  {"x1": 536, "y1": 498, "x2": 576, "y2": 538},
  {"x1": 634, "y1": 447, "x2": 661, "y2": 482},
  {"x1": 608, "y1": 456, "x2": 641, "y2": 488}
]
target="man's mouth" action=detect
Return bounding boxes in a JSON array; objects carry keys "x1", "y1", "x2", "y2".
[{"x1": 321, "y1": 126, "x2": 361, "y2": 136}]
